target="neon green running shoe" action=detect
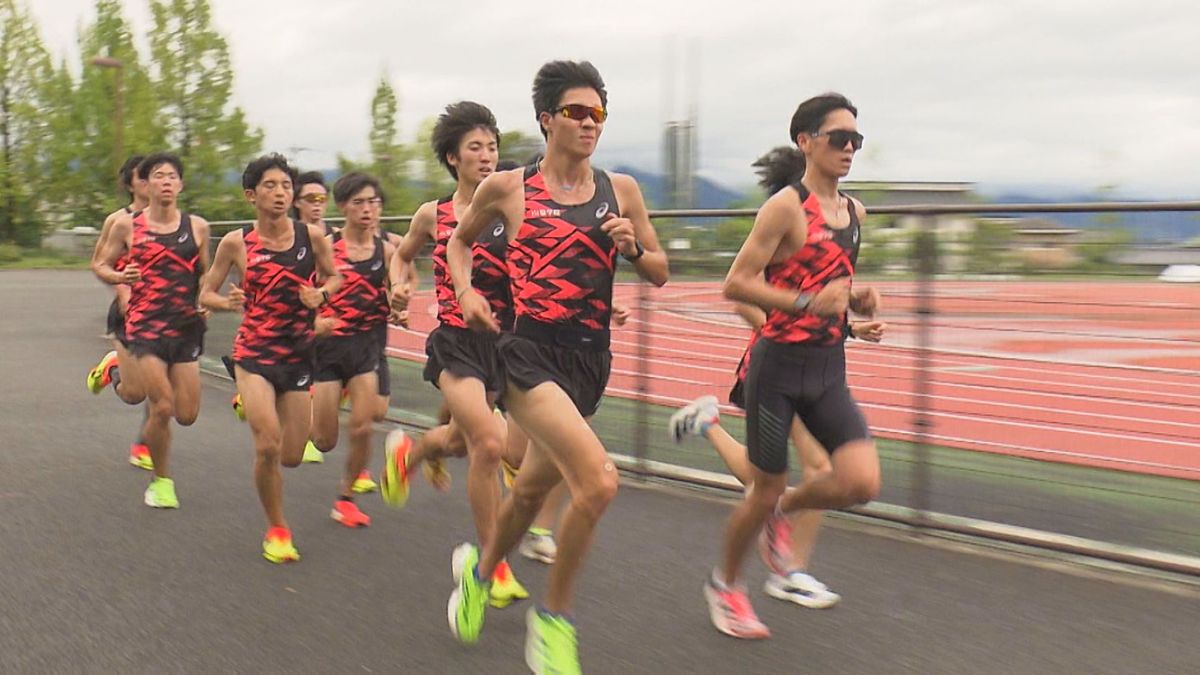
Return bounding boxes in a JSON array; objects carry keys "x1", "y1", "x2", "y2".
[
  {"x1": 447, "y1": 543, "x2": 490, "y2": 644},
  {"x1": 231, "y1": 393, "x2": 246, "y2": 422},
  {"x1": 87, "y1": 350, "x2": 119, "y2": 394},
  {"x1": 302, "y1": 440, "x2": 323, "y2": 464},
  {"x1": 352, "y1": 470, "x2": 377, "y2": 493},
  {"x1": 525, "y1": 607, "x2": 582, "y2": 675},
  {"x1": 262, "y1": 527, "x2": 300, "y2": 564},
  {"x1": 489, "y1": 559, "x2": 529, "y2": 609},
  {"x1": 380, "y1": 429, "x2": 412, "y2": 507},
  {"x1": 143, "y1": 477, "x2": 179, "y2": 509}
]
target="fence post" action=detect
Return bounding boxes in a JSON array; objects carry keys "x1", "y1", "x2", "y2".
[
  {"x1": 911, "y1": 215, "x2": 938, "y2": 529},
  {"x1": 633, "y1": 280, "x2": 651, "y2": 479}
]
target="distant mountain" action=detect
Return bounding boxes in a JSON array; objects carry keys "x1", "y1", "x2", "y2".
[
  {"x1": 611, "y1": 165, "x2": 747, "y2": 210},
  {"x1": 978, "y1": 189, "x2": 1200, "y2": 243}
]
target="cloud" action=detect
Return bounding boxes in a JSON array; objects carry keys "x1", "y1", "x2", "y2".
[{"x1": 29, "y1": 0, "x2": 1200, "y2": 196}]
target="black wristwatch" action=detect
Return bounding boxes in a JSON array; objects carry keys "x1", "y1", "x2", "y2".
[
  {"x1": 321, "y1": 289, "x2": 330, "y2": 304},
  {"x1": 622, "y1": 241, "x2": 646, "y2": 262}
]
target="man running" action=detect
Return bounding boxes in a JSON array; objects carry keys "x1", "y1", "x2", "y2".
[
  {"x1": 383, "y1": 100, "x2": 529, "y2": 608},
  {"x1": 445, "y1": 61, "x2": 668, "y2": 674},
  {"x1": 309, "y1": 171, "x2": 398, "y2": 528},
  {"x1": 86, "y1": 155, "x2": 153, "y2": 469},
  {"x1": 707, "y1": 93, "x2": 881, "y2": 638},
  {"x1": 200, "y1": 153, "x2": 341, "y2": 562},
  {"x1": 93, "y1": 153, "x2": 211, "y2": 509}
]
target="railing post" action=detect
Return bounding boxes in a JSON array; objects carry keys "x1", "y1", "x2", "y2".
[
  {"x1": 633, "y1": 279, "x2": 651, "y2": 479},
  {"x1": 911, "y1": 215, "x2": 938, "y2": 530}
]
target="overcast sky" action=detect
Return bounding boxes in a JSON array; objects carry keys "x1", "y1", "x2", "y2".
[{"x1": 31, "y1": 0, "x2": 1200, "y2": 197}]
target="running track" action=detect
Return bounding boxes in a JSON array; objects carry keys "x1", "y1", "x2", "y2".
[{"x1": 389, "y1": 280, "x2": 1200, "y2": 480}]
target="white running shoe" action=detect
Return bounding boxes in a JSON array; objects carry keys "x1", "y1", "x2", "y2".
[
  {"x1": 519, "y1": 529, "x2": 558, "y2": 564},
  {"x1": 763, "y1": 570, "x2": 841, "y2": 609},
  {"x1": 668, "y1": 395, "x2": 720, "y2": 442}
]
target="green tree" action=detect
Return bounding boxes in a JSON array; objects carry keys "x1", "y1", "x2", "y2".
[
  {"x1": 147, "y1": 0, "x2": 262, "y2": 219},
  {"x1": 40, "y1": 58, "x2": 88, "y2": 227},
  {"x1": 412, "y1": 116, "x2": 452, "y2": 203},
  {"x1": 0, "y1": 0, "x2": 53, "y2": 244},
  {"x1": 363, "y1": 75, "x2": 415, "y2": 217},
  {"x1": 499, "y1": 129, "x2": 543, "y2": 166}
]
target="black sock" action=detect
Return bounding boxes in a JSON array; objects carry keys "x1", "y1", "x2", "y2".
[
  {"x1": 338, "y1": 495, "x2": 354, "y2": 503},
  {"x1": 110, "y1": 366, "x2": 121, "y2": 390}
]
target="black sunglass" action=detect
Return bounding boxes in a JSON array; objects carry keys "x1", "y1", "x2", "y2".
[
  {"x1": 553, "y1": 104, "x2": 608, "y2": 123},
  {"x1": 813, "y1": 129, "x2": 864, "y2": 151}
]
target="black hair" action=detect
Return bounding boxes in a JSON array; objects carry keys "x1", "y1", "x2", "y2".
[
  {"x1": 137, "y1": 152, "x2": 184, "y2": 181},
  {"x1": 119, "y1": 155, "x2": 146, "y2": 195},
  {"x1": 430, "y1": 101, "x2": 500, "y2": 180},
  {"x1": 332, "y1": 171, "x2": 386, "y2": 206},
  {"x1": 496, "y1": 160, "x2": 520, "y2": 171},
  {"x1": 532, "y1": 60, "x2": 607, "y2": 138},
  {"x1": 241, "y1": 153, "x2": 298, "y2": 191},
  {"x1": 752, "y1": 146, "x2": 807, "y2": 196},
  {"x1": 291, "y1": 171, "x2": 327, "y2": 218},
  {"x1": 788, "y1": 93, "x2": 857, "y2": 143}
]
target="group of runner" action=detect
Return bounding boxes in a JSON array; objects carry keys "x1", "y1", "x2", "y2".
[{"x1": 84, "y1": 60, "x2": 883, "y2": 673}]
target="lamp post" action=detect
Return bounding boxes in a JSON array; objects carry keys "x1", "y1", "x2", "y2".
[{"x1": 90, "y1": 56, "x2": 124, "y2": 198}]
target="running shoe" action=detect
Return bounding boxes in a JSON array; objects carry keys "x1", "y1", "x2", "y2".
[
  {"x1": 331, "y1": 498, "x2": 371, "y2": 528},
  {"x1": 764, "y1": 570, "x2": 841, "y2": 609},
  {"x1": 703, "y1": 576, "x2": 770, "y2": 639},
  {"x1": 519, "y1": 528, "x2": 557, "y2": 565},
  {"x1": 262, "y1": 526, "x2": 300, "y2": 564},
  {"x1": 423, "y1": 457, "x2": 451, "y2": 492},
  {"x1": 380, "y1": 429, "x2": 412, "y2": 507},
  {"x1": 668, "y1": 395, "x2": 720, "y2": 442},
  {"x1": 759, "y1": 508, "x2": 795, "y2": 576},
  {"x1": 525, "y1": 607, "x2": 581, "y2": 675},
  {"x1": 351, "y1": 470, "x2": 377, "y2": 494},
  {"x1": 501, "y1": 458, "x2": 519, "y2": 489},
  {"x1": 128, "y1": 443, "x2": 153, "y2": 471},
  {"x1": 143, "y1": 477, "x2": 179, "y2": 509},
  {"x1": 302, "y1": 439, "x2": 323, "y2": 464},
  {"x1": 489, "y1": 559, "x2": 530, "y2": 609},
  {"x1": 231, "y1": 393, "x2": 246, "y2": 422},
  {"x1": 86, "y1": 350, "x2": 119, "y2": 394},
  {"x1": 448, "y1": 543, "x2": 490, "y2": 644}
]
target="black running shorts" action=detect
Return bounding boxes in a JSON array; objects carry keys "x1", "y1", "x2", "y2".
[
  {"x1": 315, "y1": 331, "x2": 380, "y2": 385},
  {"x1": 236, "y1": 354, "x2": 315, "y2": 394},
  {"x1": 105, "y1": 298, "x2": 126, "y2": 343},
  {"x1": 423, "y1": 325, "x2": 504, "y2": 396},
  {"x1": 498, "y1": 318, "x2": 612, "y2": 418},
  {"x1": 123, "y1": 317, "x2": 205, "y2": 365},
  {"x1": 744, "y1": 339, "x2": 870, "y2": 474}
]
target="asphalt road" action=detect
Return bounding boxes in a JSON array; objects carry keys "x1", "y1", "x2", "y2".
[{"x1": 2, "y1": 270, "x2": 1198, "y2": 674}]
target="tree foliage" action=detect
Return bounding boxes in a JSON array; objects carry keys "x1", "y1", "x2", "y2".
[{"x1": 0, "y1": 0, "x2": 53, "y2": 244}]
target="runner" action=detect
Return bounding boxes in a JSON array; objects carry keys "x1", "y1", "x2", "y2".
[
  {"x1": 200, "y1": 153, "x2": 342, "y2": 562},
  {"x1": 309, "y1": 171, "x2": 397, "y2": 528},
  {"x1": 707, "y1": 93, "x2": 881, "y2": 638},
  {"x1": 444, "y1": 61, "x2": 668, "y2": 674},
  {"x1": 382, "y1": 100, "x2": 529, "y2": 607},
  {"x1": 86, "y1": 154, "x2": 153, "y2": 470},
  {"x1": 93, "y1": 152, "x2": 211, "y2": 508}
]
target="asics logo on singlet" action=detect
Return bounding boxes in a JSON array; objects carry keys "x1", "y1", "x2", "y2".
[
  {"x1": 190, "y1": 345, "x2": 200, "y2": 358},
  {"x1": 370, "y1": 260, "x2": 383, "y2": 271},
  {"x1": 297, "y1": 374, "x2": 311, "y2": 387},
  {"x1": 178, "y1": 233, "x2": 189, "y2": 243},
  {"x1": 492, "y1": 224, "x2": 505, "y2": 237},
  {"x1": 595, "y1": 202, "x2": 610, "y2": 219},
  {"x1": 852, "y1": 228, "x2": 860, "y2": 244},
  {"x1": 251, "y1": 254, "x2": 273, "y2": 265},
  {"x1": 297, "y1": 247, "x2": 308, "y2": 260},
  {"x1": 526, "y1": 208, "x2": 563, "y2": 219}
]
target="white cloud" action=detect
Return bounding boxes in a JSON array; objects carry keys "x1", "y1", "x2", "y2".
[{"x1": 28, "y1": 0, "x2": 1200, "y2": 197}]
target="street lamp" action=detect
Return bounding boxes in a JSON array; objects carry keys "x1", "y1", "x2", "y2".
[{"x1": 90, "y1": 56, "x2": 124, "y2": 198}]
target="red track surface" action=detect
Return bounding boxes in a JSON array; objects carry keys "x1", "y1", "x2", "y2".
[{"x1": 389, "y1": 281, "x2": 1200, "y2": 480}]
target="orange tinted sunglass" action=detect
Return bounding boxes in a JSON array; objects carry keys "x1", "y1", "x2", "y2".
[
  {"x1": 300, "y1": 193, "x2": 328, "y2": 204},
  {"x1": 554, "y1": 104, "x2": 608, "y2": 123}
]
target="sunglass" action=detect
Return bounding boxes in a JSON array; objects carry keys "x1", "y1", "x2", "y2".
[
  {"x1": 552, "y1": 104, "x2": 608, "y2": 123},
  {"x1": 300, "y1": 193, "x2": 328, "y2": 204},
  {"x1": 812, "y1": 129, "x2": 864, "y2": 151},
  {"x1": 349, "y1": 197, "x2": 383, "y2": 208}
]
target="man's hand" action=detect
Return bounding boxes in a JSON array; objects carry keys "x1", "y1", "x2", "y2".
[
  {"x1": 807, "y1": 277, "x2": 851, "y2": 318},
  {"x1": 314, "y1": 315, "x2": 335, "y2": 338},
  {"x1": 850, "y1": 320, "x2": 886, "y2": 343},
  {"x1": 389, "y1": 309, "x2": 410, "y2": 328},
  {"x1": 612, "y1": 303, "x2": 631, "y2": 327},
  {"x1": 600, "y1": 214, "x2": 639, "y2": 258},
  {"x1": 299, "y1": 285, "x2": 325, "y2": 310},
  {"x1": 226, "y1": 286, "x2": 245, "y2": 312},
  {"x1": 850, "y1": 285, "x2": 880, "y2": 318},
  {"x1": 460, "y1": 289, "x2": 498, "y2": 333},
  {"x1": 390, "y1": 283, "x2": 411, "y2": 312},
  {"x1": 121, "y1": 263, "x2": 141, "y2": 285}
]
